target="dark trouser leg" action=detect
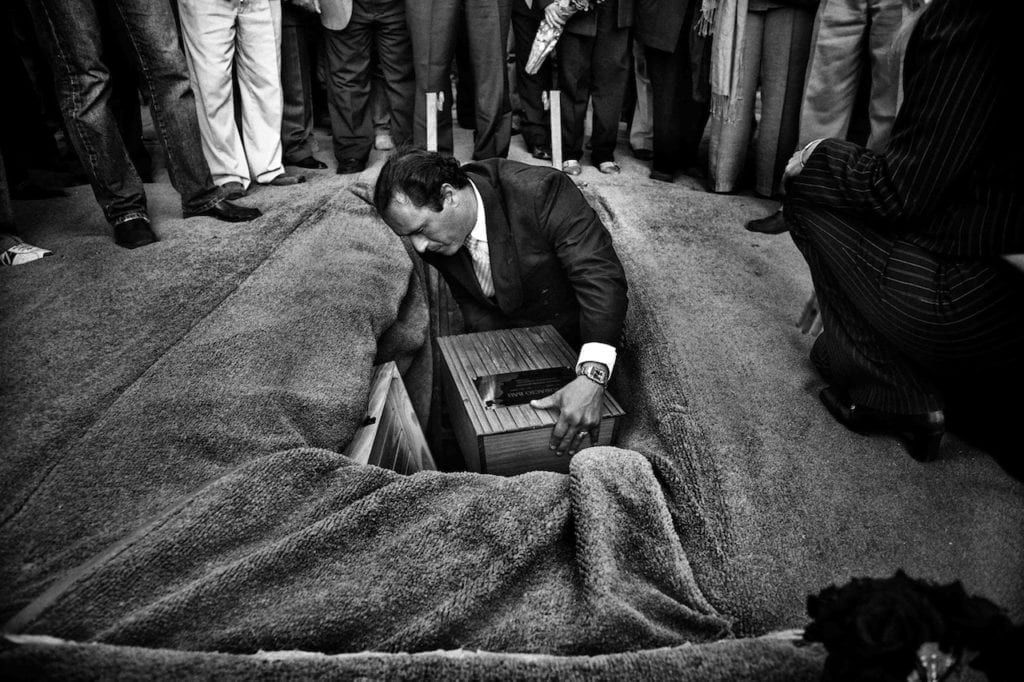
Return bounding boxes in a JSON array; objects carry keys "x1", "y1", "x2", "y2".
[
  {"x1": 113, "y1": 0, "x2": 221, "y2": 214},
  {"x1": 29, "y1": 0, "x2": 149, "y2": 225},
  {"x1": 0, "y1": 151, "x2": 14, "y2": 231},
  {"x1": 324, "y1": 14, "x2": 373, "y2": 164},
  {"x1": 465, "y1": 0, "x2": 512, "y2": 160},
  {"x1": 787, "y1": 199, "x2": 1024, "y2": 414},
  {"x1": 376, "y1": 0, "x2": 415, "y2": 148},
  {"x1": 646, "y1": 40, "x2": 709, "y2": 175},
  {"x1": 557, "y1": 32, "x2": 592, "y2": 163},
  {"x1": 453, "y1": 17, "x2": 475, "y2": 130},
  {"x1": 280, "y1": 6, "x2": 315, "y2": 162},
  {"x1": 511, "y1": 7, "x2": 551, "y2": 152},
  {"x1": 587, "y1": 4, "x2": 630, "y2": 166},
  {"x1": 408, "y1": 1, "x2": 454, "y2": 154}
]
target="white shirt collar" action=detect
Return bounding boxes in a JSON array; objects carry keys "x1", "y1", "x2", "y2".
[{"x1": 468, "y1": 179, "x2": 488, "y2": 242}]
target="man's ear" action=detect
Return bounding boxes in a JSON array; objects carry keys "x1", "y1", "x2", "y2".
[{"x1": 440, "y1": 183, "x2": 457, "y2": 208}]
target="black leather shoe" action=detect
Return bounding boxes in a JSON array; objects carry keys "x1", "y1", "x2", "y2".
[
  {"x1": 114, "y1": 218, "x2": 158, "y2": 249},
  {"x1": 336, "y1": 158, "x2": 366, "y2": 175},
  {"x1": 745, "y1": 211, "x2": 788, "y2": 234},
  {"x1": 185, "y1": 199, "x2": 262, "y2": 223},
  {"x1": 819, "y1": 386, "x2": 945, "y2": 462},
  {"x1": 650, "y1": 170, "x2": 674, "y2": 183},
  {"x1": 631, "y1": 146, "x2": 653, "y2": 161},
  {"x1": 288, "y1": 156, "x2": 327, "y2": 169},
  {"x1": 530, "y1": 145, "x2": 552, "y2": 161}
]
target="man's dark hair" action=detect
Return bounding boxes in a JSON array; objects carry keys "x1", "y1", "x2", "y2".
[{"x1": 373, "y1": 146, "x2": 470, "y2": 216}]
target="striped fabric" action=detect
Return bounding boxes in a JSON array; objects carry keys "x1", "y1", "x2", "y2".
[
  {"x1": 464, "y1": 235, "x2": 495, "y2": 299},
  {"x1": 784, "y1": 0, "x2": 1024, "y2": 414}
]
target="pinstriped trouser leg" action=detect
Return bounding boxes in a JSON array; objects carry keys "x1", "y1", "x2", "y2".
[{"x1": 788, "y1": 203, "x2": 1024, "y2": 415}]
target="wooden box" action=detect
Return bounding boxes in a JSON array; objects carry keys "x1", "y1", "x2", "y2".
[
  {"x1": 346, "y1": 361, "x2": 436, "y2": 474},
  {"x1": 437, "y1": 325, "x2": 625, "y2": 476}
]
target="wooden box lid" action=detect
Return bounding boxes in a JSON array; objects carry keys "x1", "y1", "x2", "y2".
[{"x1": 437, "y1": 325, "x2": 625, "y2": 437}]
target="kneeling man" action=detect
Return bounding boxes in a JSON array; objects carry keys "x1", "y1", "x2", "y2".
[{"x1": 374, "y1": 148, "x2": 628, "y2": 457}]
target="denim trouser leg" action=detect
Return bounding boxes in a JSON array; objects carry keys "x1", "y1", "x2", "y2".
[
  {"x1": 112, "y1": 0, "x2": 222, "y2": 212},
  {"x1": 30, "y1": 0, "x2": 222, "y2": 221},
  {"x1": 29, "y1": 0, "x2": 148, "y2": 226}
]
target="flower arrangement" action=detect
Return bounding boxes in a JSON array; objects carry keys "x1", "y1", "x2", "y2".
[
  {"x1": 525, "y1": 0, "x2": 606, "y2": 75},
  {"x1": 803, "y1": 571, "x2": 1022, "y2": 681}
]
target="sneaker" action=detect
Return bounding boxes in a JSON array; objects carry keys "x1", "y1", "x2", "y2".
[
  {"x1": 562, "y1": 159, "x2": 582, "y2": 176},
  {"x1": 0, "y1": 234, "x2": 53, "y2": 265}
]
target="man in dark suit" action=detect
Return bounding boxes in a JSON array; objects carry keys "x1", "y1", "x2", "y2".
[
  {"x1": 634, "y1": 0, "x2": 711, "y2": 182},
  {"x1": 775, "y1": 0, "x2": 1024, "y2": 463},
  {"x1": 373, "y1": 147, "x2": 628, "y2": 456},
  {"x1": 406, "y1": 0, "x2": 513, "y2": 160}
]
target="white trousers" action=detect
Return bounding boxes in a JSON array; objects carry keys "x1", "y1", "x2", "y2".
[
  {"x1": 178, "y1": 0, "x2": 285, "y2": 188},
  {"x1": 798, "y1": 0, "x2": 906, "y2": 151}
]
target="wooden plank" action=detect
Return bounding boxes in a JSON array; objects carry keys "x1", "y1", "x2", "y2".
[
  {"x1": 426, "y1": 92, "x2": 438, "y2": 152},
  {"x1": 388, "y1": 373, "x2": 437, "y2": 472},
  {"x1": 440, "y1": 349, "x2": 483, "y2": 472},
  {"x1": 550, "y1": 90, "x2": 562, "y2": 170},
  {"x1": 347, "y1": 360, "x2": 437, "y2": 473},
  {"x1": 345, "y1": 362, "x2": 397, "y2": 465}
]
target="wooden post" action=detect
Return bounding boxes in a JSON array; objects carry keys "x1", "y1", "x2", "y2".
[
  {"x1": 549, "y1": 89, "x2": 562, "y2": 170},
  {"x1": 425, "y1": 92, "x2": 438, "y2": 152}
]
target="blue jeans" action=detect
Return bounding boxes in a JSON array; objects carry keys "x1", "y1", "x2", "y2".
[{"x1": 28, "y1": 0, "x2": 222, "y2": 225}]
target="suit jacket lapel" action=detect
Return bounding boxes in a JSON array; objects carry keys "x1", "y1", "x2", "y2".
[{"x1": 468, "y1": 171, "x2": 524, "y2": 312}]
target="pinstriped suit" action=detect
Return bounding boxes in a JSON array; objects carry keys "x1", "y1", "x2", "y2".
[{"x1": 784, "y1": 0, "x2": 1024, "y2": 415}]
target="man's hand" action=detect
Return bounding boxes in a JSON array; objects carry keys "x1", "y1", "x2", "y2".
[
  {"x1": 784, "y1": 138, "x2": 824, "y2": 180},
  {"x1": 530, "y1": 376, "x2": 604, "y2": 457},
  {"x1": 544, "y1": 2, "x2": 568, "y2": 28},
  {"x1": 798, "y1": 289, "x2": 823, "y2": 336}
]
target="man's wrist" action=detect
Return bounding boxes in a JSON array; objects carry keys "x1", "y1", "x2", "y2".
[{"x1": 577, "y1": 361, "x2": 609, "y2": 387}]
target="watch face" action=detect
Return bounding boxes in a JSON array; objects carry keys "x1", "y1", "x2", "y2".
[{"x1": 582, "y1": 364, "x2": 608, "y2": 384}]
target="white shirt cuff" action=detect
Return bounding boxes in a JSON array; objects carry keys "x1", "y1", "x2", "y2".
[{"x1": 576, "y1": 343, "x2": 617, "y2": 377}]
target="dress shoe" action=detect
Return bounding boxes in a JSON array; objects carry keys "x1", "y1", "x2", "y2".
[
  {"x1": 819, "y1": 386, "x2": 945, "y2": 462},
  {"x1": 336, "y1": 158, "x2": 366, "y2": 175},
  {"x1": 263, "y1": 173, "x2": 306, "y2": 186},
  {"x1": 184, "y1": 199, "x2": 262, "y2": 223},
  {"x1": 114, "y1": 217, "x2": 158, "y2": 249},
  {"x1": 650, "y1": 170, "x2": 674, "y2": 183},
  {"x1": 631, "y1": 147, "x2": 653, "y2": 161},
  {"x1": 531, "y1": 145, "x2": 553, "y2": 161},
  {"x1": 562, "y1": 159, "x2": 582, "y2": 176},
  {"x1": 221, "y1": 181, "x2": 247, "y2": 200},
  {"x1": 745, "y1": 210, "x2": 788, "y2": 234},
  {"x1": 288, "y1": 156, "x2": 327, "y2": 170},
  {"x1": 597, "y1": 161, "x2": 621, "y2": 175}
]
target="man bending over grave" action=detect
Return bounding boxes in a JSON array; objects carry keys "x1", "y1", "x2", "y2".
[{"x1": 374, "y1": 147, "x2": 628, "y2": 457}]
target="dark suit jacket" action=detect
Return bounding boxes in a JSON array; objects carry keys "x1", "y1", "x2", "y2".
[
  {"x1": 634, "y1": 0, "x2": 696, "y2": 52},
  {"x1": 421, "y1": 159, "x2": 628, "y2": 349}
]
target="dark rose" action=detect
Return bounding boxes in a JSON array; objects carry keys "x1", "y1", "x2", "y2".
[
  {"x1": 806, "y1": 572, "x2": 945, "y2": 681},
  {"x1": 803, "y1": 571, "x2": 1018, "y2": 682}
]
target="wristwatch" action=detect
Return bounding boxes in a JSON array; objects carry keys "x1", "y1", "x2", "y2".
[{"x1": 577, "y1": 361, "x2": 609, "y2": 387}]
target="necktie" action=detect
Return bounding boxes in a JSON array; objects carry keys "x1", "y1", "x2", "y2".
[{"x1": 464, "y1": 235, "x2": 495, "y2": 299}]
